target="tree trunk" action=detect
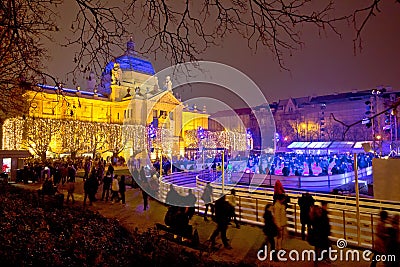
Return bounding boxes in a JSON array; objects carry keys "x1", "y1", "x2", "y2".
[
  {"x1": 0, "y1": 120, "x2": 3, "y2": 150},
  {"x1": 71, "y1": 151, "x2": 77, "y2": 160},
  {"x1": 40, "y1": 151, "x2": 47, "y2": 162}
]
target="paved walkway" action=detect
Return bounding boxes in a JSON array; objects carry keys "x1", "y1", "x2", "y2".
[{"x1": 14, "y1": 179, "x2": 374, "y2": 267}]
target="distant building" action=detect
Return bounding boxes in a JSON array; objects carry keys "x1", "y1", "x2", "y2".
[{"x1": 210, "y1": 88, "x2": 400, "y2": 152}]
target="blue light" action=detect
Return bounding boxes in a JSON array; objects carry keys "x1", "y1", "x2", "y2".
[
  {"x1": 246, "y1": 129, "x2": 252, "y2": 139},
  {"x1": 197, "y1": 126, "x2": 206, "y2": 140},
  {"x1": 148, "y1": 122, "x2": 156, "y2": 139},
  {"x1": 275, "y1": 133, "x2": 280, "y2": 142},
  {"x1": 104, "y1": 55, "x2": 155, "y2": 75},
  {"x1": 37, "y1": 84, "x2": 104, "y2": 97}
]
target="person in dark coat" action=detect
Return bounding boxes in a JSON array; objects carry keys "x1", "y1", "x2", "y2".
[
  {"x1": 262, "y1": 203, "x2": 278, "y2": 261},
  {"x1": 67, "y1": 164, "x2": 76, "y2": 183},
  {"x1": 298, "y1": 192, "x2": 315, "y2": 240},
  {"x1": 141, "y1": 182, "x2": 149, "y2": 211},
  {"x1": 371, "y1": 210, "x2": 390, "y2": 267},
  {"x1": 83, "y1": 173, "x2": 98, "y2": 206},
  {"x1": 119, "y1": 175, "x2": 126, "y2": 204},
  {"x1": 107, "y1": 163, "x2": 114, "y2": 176},
  {"x1": 209, "y1": 195, "x2": 233, "y2": 249},
  {"x1": 166, "y1": 184, "x2": 181, "y2": 205},
  {"x1": 184, "y1": 189, "x2": 197, "y2": 219},
  {"x1": 386, "y1": 214, "x2": 399, "y2": 267},
  {"x1": 101, "y1": 171, "x2": 112, "y2": 201},
  {"x1": 311, "y1": 201, "x2": 331, "y2": 261},
  {"x1": 202, "y1": 182, "x2": 214, "y2": 221}
]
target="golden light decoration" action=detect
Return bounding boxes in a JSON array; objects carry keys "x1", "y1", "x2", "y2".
[
  {"x1": 122, "y1": 124, "x2": 147, "y2": 155},
  {"x1": 183, "y1": 129, "x2": 247, "y2": 152},
  {"x1": 2, "y1": 117, "x2": 135, "y2": 159},
  {"x1": 22, "y1": 117, "x2": 62, "y2": 160},
  {"x1": 2, "y1": 118, "x2": 24, "y2": 150}
]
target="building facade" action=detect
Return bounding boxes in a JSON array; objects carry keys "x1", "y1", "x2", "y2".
[
  {"x1": 2, "y1": 40, "x2": 209, "y2": 160},
  {"x1": 210, "y1": 88, "x2": 400, "y2": 152}
]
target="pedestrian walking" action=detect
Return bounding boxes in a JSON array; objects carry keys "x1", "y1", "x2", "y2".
[
  {"x1": 227, "y1": 189, "x2": 240, "y2": 228},
  {"x1": 209, "y1": 195, "x2": 233, "y2": 249},
  {"x1": 119, "y1": 175, "x2": 126, "y2": 204},
  {"x1": 201, "y1": 182, "x2": 214, "y2": 221},
  {"x1": 262, "y1": 203, "x2": 278, "y2": 261},
  {"x1": 142, "y1": 182, "x2": 149, "y2": 211},
  {"x1": 110, "y1": 175, "x2": 120, "y2": 202},
  {"x1": 371, "y1": 210, "x2": 390, "y2": 267},
  {"x1": 273, "y1": 194, "x2": 287, "y2": 250},
  {"x1": 101, "y1": 171, "x2": 112, "y2": 201},
  {"x1": 273, "y1": 180, "x2": 285, "y2": 203},
  {"x1": 310, "y1": 201, "x2": 331, "y2": 262},
  {"x1": 65, "y1": 177, "x2": 75, "y2": 204},
  {"x1": 83, "y1": 173, "x2": 98, "y2": 206},
  {"x1": 298, "y1": 192, "x2": 315, "y2": 240}
]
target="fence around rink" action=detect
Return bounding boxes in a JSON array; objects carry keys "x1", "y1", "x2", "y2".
[{"x1": 157, "y1": 172, "x2": 400, "y2": 250}]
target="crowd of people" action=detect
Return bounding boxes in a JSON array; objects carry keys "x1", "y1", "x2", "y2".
[
  {"x1": 268, "y1": 152, "x2": 373, "y2": 177},
  {"x1": 6, "y1": 153, "x2": 398, "y2": 265},
  {"x1": 259, "y1": 182, "x2": 332, "y2": 262},
  {"x1": 158, "y1": 151, "x2": 374, "y2": 178},
  {"x1": 20, "y1": 157, "x2": 140, "y2": 209}
]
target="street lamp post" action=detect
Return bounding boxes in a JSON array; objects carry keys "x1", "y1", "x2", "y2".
[
  {"x1": 353, "y1": 153, "x2": 361, "y2": 246},
  {"x1": 222, "y1": 149, "x2": 225, "y2": 195}
]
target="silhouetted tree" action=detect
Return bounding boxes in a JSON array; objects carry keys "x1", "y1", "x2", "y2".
[{"x1": 1, "y1": 0, "x2": 397, "y2": 149}]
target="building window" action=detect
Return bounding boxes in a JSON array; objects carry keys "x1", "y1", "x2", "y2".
[
  {"x1": 159, "y1": 110, "x2": 167, "y2": 119},
  {"x1": 117, "y1": 113, "x2": 120, "y2": 120},
  {"x1": 153, "y1": 110, "x2": 158, "y2": 118}
]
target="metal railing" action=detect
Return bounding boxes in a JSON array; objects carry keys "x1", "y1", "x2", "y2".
[
  {"x1": 156, "y1": 167, "x2": 398, "y2": 249},
  {"x1": 193, "y1": 178, "x2": 400, "y2": 249}
]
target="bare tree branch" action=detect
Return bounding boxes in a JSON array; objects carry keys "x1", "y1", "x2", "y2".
[
  {"x1": 1, "y1": 0, "x2": 398, "y2": 133},
  {"x1": 352, "y1": 0, "x2": 381, "y2": 54},
  {"x1": 330, "y1": 98, "x2": 400, "y2": 140}
]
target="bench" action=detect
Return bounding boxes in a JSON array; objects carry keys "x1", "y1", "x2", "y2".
[{"x1": 155, "y1": 223, "x2": 199, "y2": 247}]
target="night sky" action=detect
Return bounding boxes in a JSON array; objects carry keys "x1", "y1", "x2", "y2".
[{"x1": 45, "y1": 1, "x2": 400, "y2": 109}]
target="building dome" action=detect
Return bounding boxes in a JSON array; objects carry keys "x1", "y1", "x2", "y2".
[
  {"x1": 103, "y1": 55, "x2": 155, "y2": 76},
  {"x1": 98, "y1": 39, "x2": 156, "y2": 96}
]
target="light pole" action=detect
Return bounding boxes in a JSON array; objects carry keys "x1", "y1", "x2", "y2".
[
  {"x1": 222, "y1": 149, "x2": 225, "y2": 195},
  {"x1": 353, "y1": 153, "x2": 361, "y2": 246},
  {"x1": 197, "y1": 126, "x2": 206, "y2": 170}
]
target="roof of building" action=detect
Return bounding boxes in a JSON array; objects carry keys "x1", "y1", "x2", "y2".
[
  {"x1": 309, "y1": 90, "x2": 372, "y2": 104},
  {"x1": 98, "y1": 40, "x2": 156, "y2": 96},
  {"x1": 103, "y1": 55, "x2": 155, "y2": 76},
  {"x1": 37, "y1": 84, "x2": 107, "y2": 99},
  {"x1": 210, "y1": 107, "x2": 253, "y2": 118},
  {"x1": 103, "y1": 40, "x2": 155, "y2": 75},
  {"x1": 272, "y1": 89, "x2": 399, "y2": 110}
]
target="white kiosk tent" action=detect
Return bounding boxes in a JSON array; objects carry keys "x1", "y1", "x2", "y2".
[{"x1": 0, "y1": 150, "x2": 32, "y2": 182}]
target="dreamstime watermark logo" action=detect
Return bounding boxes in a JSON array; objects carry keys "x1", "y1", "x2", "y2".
[{"x1": 257, "y1": 239, "x2": 397, "y2": 263}]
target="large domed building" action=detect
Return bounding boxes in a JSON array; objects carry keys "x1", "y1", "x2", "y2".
[
  {"x1": 2, "y1": 40, "x2": 209, "y2": 165},
  {"x1": 98, "y1": 39, "x2": 157, "y2": 98}
]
